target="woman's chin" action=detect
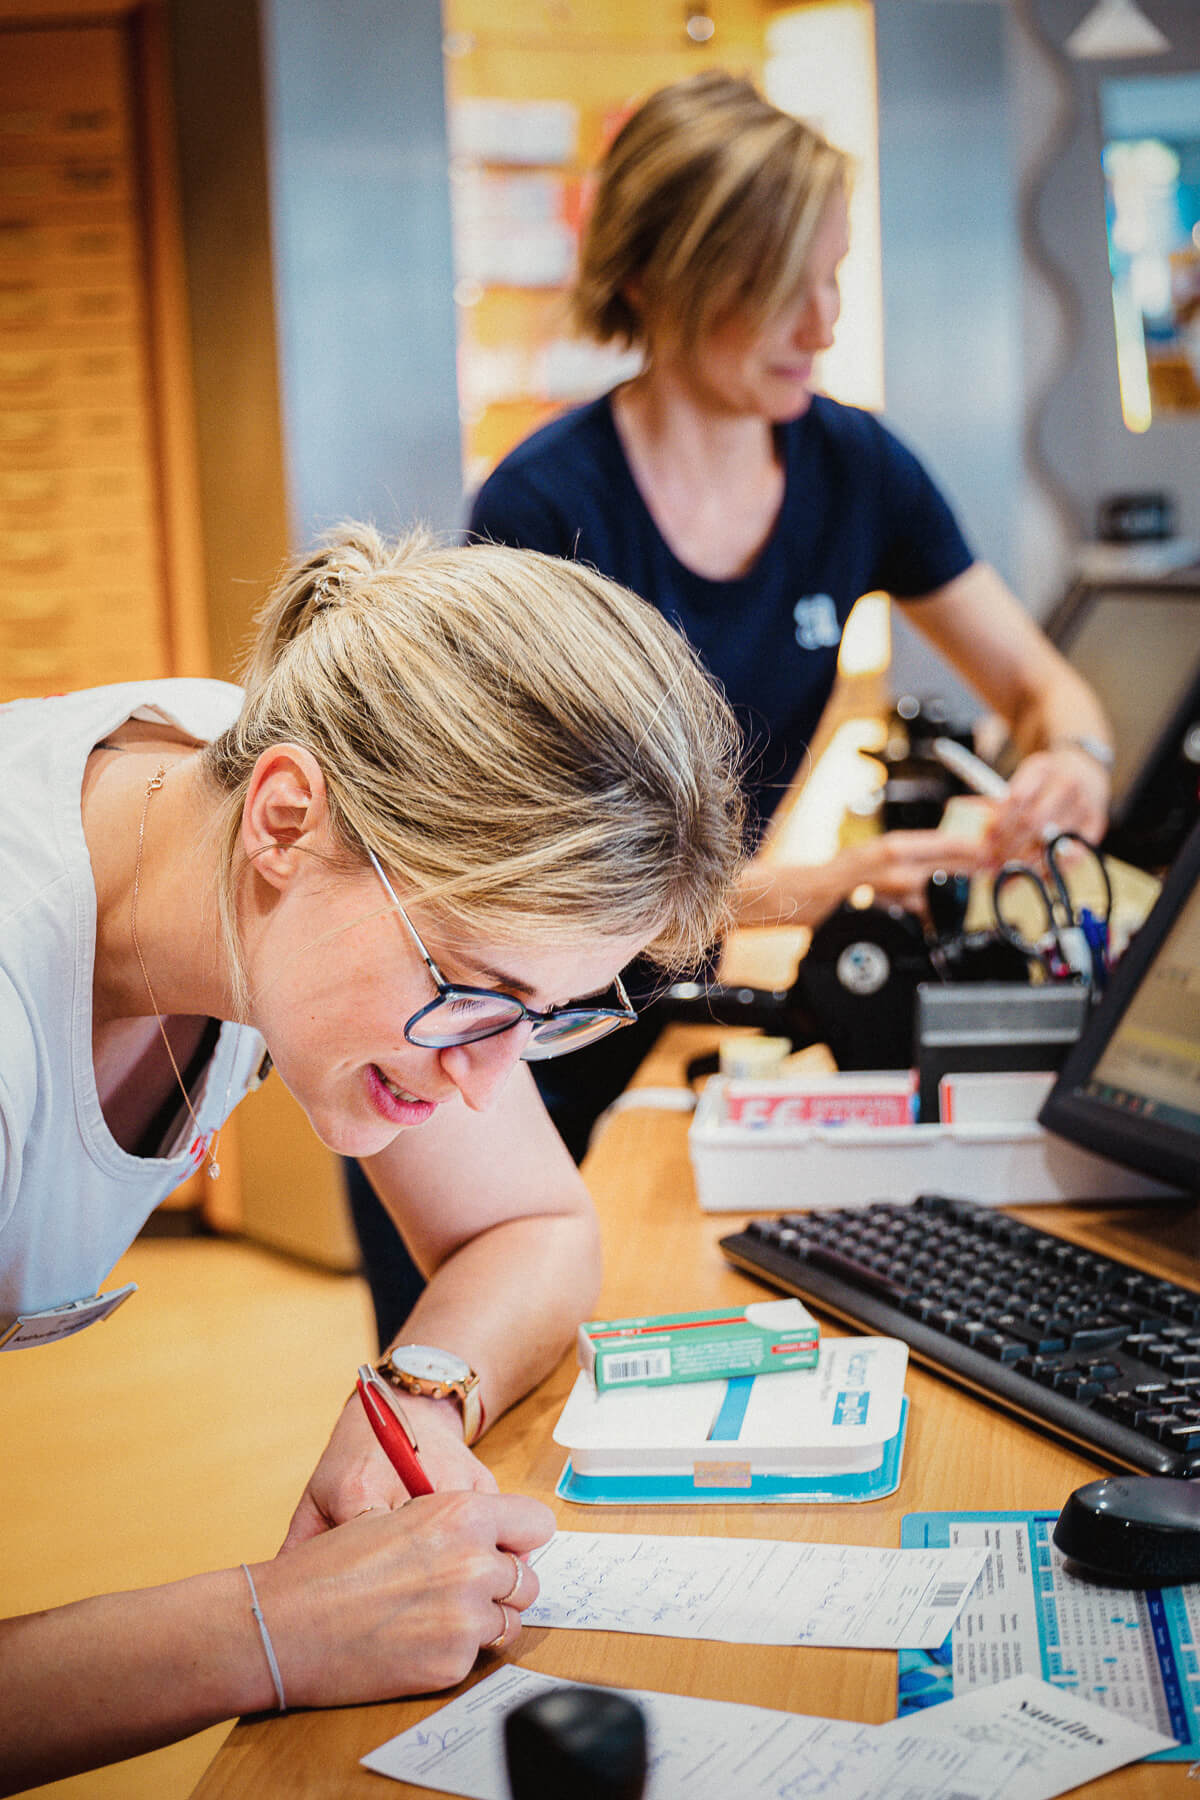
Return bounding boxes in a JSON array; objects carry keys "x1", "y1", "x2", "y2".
[{"x1": 302, "y1": 1106, "x2": 403, "y2": 1159}]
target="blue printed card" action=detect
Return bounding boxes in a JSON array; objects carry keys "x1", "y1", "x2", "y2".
[{"x1": 899, "y1": 1509, "x2": 1200, "y2": 1763}]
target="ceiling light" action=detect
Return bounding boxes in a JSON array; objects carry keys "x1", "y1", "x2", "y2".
[{"x1": 1065, "y1": 0, "x2": 1169, "y2": 61}]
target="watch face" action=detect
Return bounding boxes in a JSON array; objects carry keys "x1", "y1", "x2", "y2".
[{"x1": 393, "y1": 1344, "x2": 469, "y2": 1382}]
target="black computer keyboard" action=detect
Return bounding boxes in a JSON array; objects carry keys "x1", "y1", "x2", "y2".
[{"x1": 720, "y1": 1193, "x2": 1200, "y2": 1478}]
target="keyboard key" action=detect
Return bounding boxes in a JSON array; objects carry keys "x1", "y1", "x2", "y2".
[
  {"x1": 974, "y1": 1333, "x2": 1027, "y2": 1363},
  {"x1": 949, "y1": 1319, "x2": 991, "y2": 1346},
  {"x1": 804, "y1": 1245, "x2": 910, "y2": 1301},
  {"x1": 992, "y1": 1315, "x2": 1068, "y2": 1354},
  {"x1": 1068, "y1": 1324, "x2": 1128, "y2": 1353}
]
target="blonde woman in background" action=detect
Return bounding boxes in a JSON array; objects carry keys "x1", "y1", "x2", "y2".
[
  {"x1": 459, "y1": 68, "x2": 1114, "y2": 1166},
  {"x1": 0, "y1": 524, "x2": 744, "y2": 1790}
]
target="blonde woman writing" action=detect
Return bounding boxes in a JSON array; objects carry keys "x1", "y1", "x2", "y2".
[{"x1": 0, "y1": 524, "x2": 743, "y2": 1789}]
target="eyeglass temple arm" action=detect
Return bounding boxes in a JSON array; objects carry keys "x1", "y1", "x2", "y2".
[
  {"x1": 612, "y1": 971, "x2": 636, "y2": 1018},
  {"x1": 364, "y1": 848, "x2": 446, "y2": 988},
  {"x1": 369, "y1": 847, "x2": 638, "y2": 1021}
]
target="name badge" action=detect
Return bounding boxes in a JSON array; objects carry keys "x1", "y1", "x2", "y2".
[{"x1": 0, "y1": 1282, "x2": 138, "y2": 1350}]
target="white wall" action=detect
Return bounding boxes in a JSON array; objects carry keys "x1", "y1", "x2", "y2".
[
  {"x1": 875, "y1": 0, "x2": 1021, "y2": 716},
  {"x1": 260, "y1": 0, "x2": 464, "y2": 541}
]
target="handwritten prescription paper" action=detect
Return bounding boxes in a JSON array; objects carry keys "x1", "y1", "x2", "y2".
[
  {"x1": 362, "y1": 1665, "x2": 1173, "y2": 1798},
  {"x1": 523, "y1": 1530, "x2": 988, "y2": 1649}
]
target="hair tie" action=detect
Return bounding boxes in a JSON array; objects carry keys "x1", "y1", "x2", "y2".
[{"x1": 312, "y1": 571, "x2": 343, "y2": 612}]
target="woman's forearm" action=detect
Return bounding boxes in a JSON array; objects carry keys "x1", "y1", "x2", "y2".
[
  {"x1": 0, "y1": 1567, "x2": 270, "y2": 1795},
  {"x1": 1005, "y1": 660, "x2": 1113, "y2": 764},
  {"x1": 395, "y1": 1208, "x2": 604, "y2": 1427}
]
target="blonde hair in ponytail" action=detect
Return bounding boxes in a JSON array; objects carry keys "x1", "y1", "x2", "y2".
[{"x1": 203, "y1": 522, "x2": 745, "y2": 1015}]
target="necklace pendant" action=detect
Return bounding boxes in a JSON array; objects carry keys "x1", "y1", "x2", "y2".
[{"x1": 207, "y1": 1161, "x2": 221, "y2": 1181}]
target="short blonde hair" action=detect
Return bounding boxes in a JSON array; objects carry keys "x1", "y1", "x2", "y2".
[
  {"x1": 203, "y1": 523, "x2": 745, "y2": 1014},
  {"x1": 573, "y1": 70, "x2": 850, "y2": 352}
]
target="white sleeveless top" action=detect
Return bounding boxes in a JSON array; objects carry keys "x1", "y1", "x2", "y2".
[{"x1": 0, "y1": 680, "x2": 269, "y2": 1335}]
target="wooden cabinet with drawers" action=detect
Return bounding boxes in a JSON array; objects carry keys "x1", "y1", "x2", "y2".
[{"x1": 0, "y1": 3, "x2": 207, "y2": 702}]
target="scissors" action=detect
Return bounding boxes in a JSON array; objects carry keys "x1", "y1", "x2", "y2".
[{"x1": 991, "y1": 833, "x2": 1113, "y2": 986}]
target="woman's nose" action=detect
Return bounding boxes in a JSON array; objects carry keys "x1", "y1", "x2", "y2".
[
  {"x1": 793, "y1": 292, "x2": 838, "y2": 352},
  {"x1": 440, "y1": 1023, "x2": 534, "y2": 1112}
]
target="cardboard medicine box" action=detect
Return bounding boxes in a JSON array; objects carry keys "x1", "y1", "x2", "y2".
[{"x1": 578, "y1": 1299, "x2": 820, "y2": 1391}]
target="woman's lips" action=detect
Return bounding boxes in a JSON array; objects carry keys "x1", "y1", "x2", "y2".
[{"x1": 365, "y1": 1062, "x2": 437, "y2": 1126}]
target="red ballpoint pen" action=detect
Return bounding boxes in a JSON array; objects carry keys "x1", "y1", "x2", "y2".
[{"x1": 356, "y1": 1362, "x2": 436, "y2": 1496}]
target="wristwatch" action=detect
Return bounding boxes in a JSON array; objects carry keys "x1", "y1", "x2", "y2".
[
  {"x1": 376, "y1": 1344, "x2": 485, "y2": 1445},
  {"x1": 1052, "y1": 734, "x2": 1115, "y2": 771}
]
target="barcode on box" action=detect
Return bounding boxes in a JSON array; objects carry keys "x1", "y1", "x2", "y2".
[
  {"x1": 929, "y1": 1583, "x2": 967, "y2": 1607},
  {"x1": 603, "y1": 1350, "x2": 672, "y2": 1383}
]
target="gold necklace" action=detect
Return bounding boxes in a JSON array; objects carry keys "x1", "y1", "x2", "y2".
[{"x1": 129, "y1": 763, "x2": 222, "y2": 1180}]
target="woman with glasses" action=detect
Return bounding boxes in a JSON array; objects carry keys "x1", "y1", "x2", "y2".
[{"x1": 0, "y1": 522, "x2": 743, "y2": 1787}]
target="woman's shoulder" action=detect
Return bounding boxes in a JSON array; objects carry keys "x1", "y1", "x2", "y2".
[
  {"x1": 0, "y1": 680, "x2": 245, "y2": 962},
  {"x1": 468, "y1": 394, "x2": 624, "y2": 553},
  {"x1": 795, "y1": 397, "x2": 942, "y2": 487},
  {"x1": 473, "y1": 394, "x2": 622, "y2": 506},
  {"x1": 0, "y1": 677, "x2": 244, "y2": 752},
  {"x1": 492, "y1": 393, "x2": 616, "y2": 476},
  {"x1": 794, "y1": 394, "x2": 905, "y2": 454},
  {"x1": 116, "y1": 676, "x2": 245, "y2": 741}
]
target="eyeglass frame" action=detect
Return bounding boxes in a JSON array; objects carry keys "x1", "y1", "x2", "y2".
[{"x1": 364, "y1": 848, "x2": 637, "y2": 1059}]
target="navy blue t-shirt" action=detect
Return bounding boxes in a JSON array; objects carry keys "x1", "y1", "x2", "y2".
[{"x1": 469, "y1": 391, "x2": 974, "y2": 834}]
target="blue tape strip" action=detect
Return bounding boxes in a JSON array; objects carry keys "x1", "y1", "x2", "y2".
[{"x1": 708, "y1": 1375, "x2": 755, "y2": 1441}]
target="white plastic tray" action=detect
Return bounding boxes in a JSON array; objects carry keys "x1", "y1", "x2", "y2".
[{"x1": 688, "y1": 1077, "x2": 1186, "y2": 1212}]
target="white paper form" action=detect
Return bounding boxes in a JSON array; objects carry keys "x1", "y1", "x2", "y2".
[
  {"x1": 524, "y1": 1530, "x2": 988, "y2": 1649},
  {"x1": 364, "y1": 1669, "x2": 1174, "y2": 1799},
  {"x1": 362, "y1": 1665, "x2": 1029, "y2": 1799},
  {"x1": 887, "y1": 1672, "x2": 1177, "y2": 1799}
]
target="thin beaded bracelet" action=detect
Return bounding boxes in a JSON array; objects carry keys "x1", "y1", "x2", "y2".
[{"x1": 241, "y1": 1562, "x2": 287, "y2": 1713}]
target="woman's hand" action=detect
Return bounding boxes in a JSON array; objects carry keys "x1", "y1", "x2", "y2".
[
  {"x1": 282, "y1": 1389, "x2": 497, "y2": 1548},
  {"x1": 983, "y1": 745, "x2": 1110, "y2": 866},
  {"x1": 0, "y1": 1485, "x2": 551, "y2": 1792},
  {"x1": 256, "y1": 1492, "x2": 553, "y2": 1707},
  {"x1": 745, "y1": 831, "x2": 989, "y2": 930}
]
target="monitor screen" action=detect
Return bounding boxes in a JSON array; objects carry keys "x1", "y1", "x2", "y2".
[
  {"x1": 1039, "y1": 820, "x2": 1200, "y2": 1195},
  {"x1": 1054, "y1": 584, "x2": 1200, "y2": 813}
]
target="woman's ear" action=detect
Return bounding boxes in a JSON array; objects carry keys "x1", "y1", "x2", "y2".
[{"x1": 241, "y1": 745, "x2": 330, "y2": 891}]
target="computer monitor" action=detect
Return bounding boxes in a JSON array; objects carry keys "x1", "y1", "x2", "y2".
[
  {"x1": 1041, "y1": 576, "x2": 1200, "y2": 868},
  {"x1": 1039, "y1": 818, "x2": 1200, "y2": 1196}
]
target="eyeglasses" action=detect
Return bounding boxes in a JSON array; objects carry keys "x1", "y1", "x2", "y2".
[{"x1": 365, "y1": 849, "x2": 637, "y2": 1061}]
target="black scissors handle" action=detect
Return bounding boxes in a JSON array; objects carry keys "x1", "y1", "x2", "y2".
[
  {"x1": 991, "y1": 861, "x2": 1060, "y2": 972},
  {"x1": 1043, "y1": 831, "x2": 1113, "y2": 926},
  {"x1": 992, "y1": 834, "x2": 1112, "y2": 983}
]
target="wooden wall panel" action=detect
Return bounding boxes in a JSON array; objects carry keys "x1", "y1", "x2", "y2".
[{"x1": 0, "y1": 22, "x2": 174, "y2": 698}]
